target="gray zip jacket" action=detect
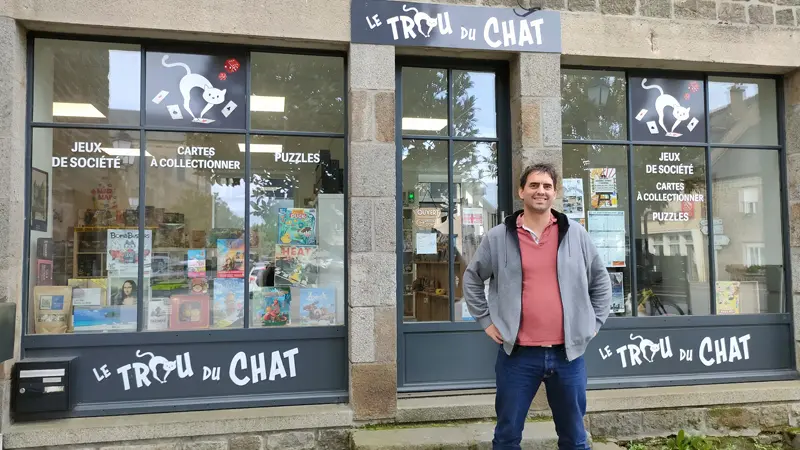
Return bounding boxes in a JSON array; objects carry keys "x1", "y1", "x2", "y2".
[{"x1": 463, "y1": 209, "x2": 612, "y2": 361}]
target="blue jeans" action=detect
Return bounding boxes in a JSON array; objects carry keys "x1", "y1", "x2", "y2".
[{"x1": 493, "y1": 345, "x2": 589, "y2": 450}]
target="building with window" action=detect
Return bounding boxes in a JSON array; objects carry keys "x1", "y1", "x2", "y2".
[{"x1": 0, "y1": 0, "x2": 798, "y2": 447}]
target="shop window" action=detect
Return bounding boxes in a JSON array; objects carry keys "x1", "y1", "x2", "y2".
[
  {"x1": 561, "y1": 69, "x2": 627, "y2": 141},
  {"x1": 709, "y1": 77, "x2": 778, "y2": 146},
  {"x1": 27, "y1": 39, "x2": 347, "y2": 335},
  {"x1": 250, "y1": 53, "x2": 345, "y2": 133},
  {"x1": 400, "y1": 67, "x2": 500, "y2": 322},
  {"x1": 28, "y1": 128, "x2": 142, "y2": 334},
  {"x1": 562, "y1": 69, "x2": 788, "y2": 318},
  {"x1": 562, "y1": 144, "x2": 633, "y2": 316},
  {"x1": 32, "y1": 39, "x2": 141, "y2": 126},
  {"x1": 248, "y1": 136, "x2": 345, "y2": 327},
  {"x1": 712, "y1": 149, "x2": 784, "y2": 314}
]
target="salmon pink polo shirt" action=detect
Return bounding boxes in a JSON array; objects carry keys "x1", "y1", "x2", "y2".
[{"x1": 515, "y1": 213, "x2": 565, "y2": 347}]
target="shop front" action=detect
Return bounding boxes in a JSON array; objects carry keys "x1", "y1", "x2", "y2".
[
  {"x1": 351, "y1": 1, "x2": 798, "y2": 391},
  {"x1": 19, "y1": 38, "x2": 349, "y2": 419}
]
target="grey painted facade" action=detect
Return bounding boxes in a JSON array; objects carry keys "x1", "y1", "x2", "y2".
[{"x1": 0, "y1": 0, "x2": 799, "y2": 446}]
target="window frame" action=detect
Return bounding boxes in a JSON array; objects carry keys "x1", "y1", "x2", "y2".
[
  {"x1": 561, "y1": 66, "x2": 793, "y2": 318},
  {"x1": 22, "y1": 32, "x2": 350, "y2": 350}
]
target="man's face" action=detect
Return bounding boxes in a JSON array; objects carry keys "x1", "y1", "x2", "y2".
[{"x1": 518, "y1": 170, "x2": 556, "y2": 213}]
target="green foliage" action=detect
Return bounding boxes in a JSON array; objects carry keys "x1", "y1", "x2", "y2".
[
  {"x1": 663, "y1": 430, "x2": 720, "y2": 450},
  {"x1": 628, "y1": 443, "x2": 649, "y2": 450}
]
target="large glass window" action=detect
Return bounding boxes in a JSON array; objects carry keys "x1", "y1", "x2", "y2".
[
  {"x1": 561, "y1": 69, "x2": 788, "y2": 317},
  {"x1": 27, "y1": 39, "x2": 346, "y2": 334},
  {"x1": 400, "y1": 67, "x2": 500, "y2": 323}
]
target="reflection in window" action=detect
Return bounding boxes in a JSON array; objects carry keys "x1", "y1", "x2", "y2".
[
  {"x1": 402, "y1": 140, "x2": 450, "y2": 322},
  {"x1": 402, "y1": 68, "x2": 448, "y2": 136},
  {"x1": 453, "y1": 71, "x2": 497, "y2": 138},
  {"x1": 633, "y1": 146, "x2": 709, "y2": 316},
  {"x1": 250, "y1": 53, "x2": 345, "y2": 133},
  {"x1": 144, "y1": 132, "x2": 246, "y2": 330},
  {"x1": 248, "y1": 136, "x2": 345, "y2": 327},
  {"x1": 709, "y1": 77, "x2": 778, "y2": 146},
  {"x1": 561, "y1": 70, "x2": 627, "y2": 141},
  {"x1": 28, "y1": 128, "x2": 142, "y2": 334},
  {"x1": 562, "y1": 145, "x2": 632, "y2": 316},
  {"x1": 712, "y1": 149, "x2": 784, "y2": 314},
  {"x1": 33, "y1": 39, "x2": 141, "y2": 125}
]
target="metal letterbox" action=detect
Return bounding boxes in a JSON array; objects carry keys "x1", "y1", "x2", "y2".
[
  {"x1": 12, "y1": 357, "x2": 77, "y2": 417},
  {"x1": 0, "y1": 302, "x2": 15, "y2": 362}
]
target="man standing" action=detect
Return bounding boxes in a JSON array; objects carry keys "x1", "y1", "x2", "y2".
[{"x1": 463, "y1": 163, "x2": 612, "y2": 450}]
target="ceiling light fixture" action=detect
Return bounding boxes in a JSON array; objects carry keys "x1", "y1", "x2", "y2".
[
  {"x1": 402, "y1": 117, "x2": 448, "y2": 131},
  {"x1": 238, "y1": 143, "x2": 283, "y2": 153},
  {"x1": 101, "y1": 148, "x2": 154, "y2": 157},
  {"x1": 52, "y1": 102, "x2": 106, "y2": 118},
  {"x1": 250, "y1": 95, "x2": 286, "y2": 112}
]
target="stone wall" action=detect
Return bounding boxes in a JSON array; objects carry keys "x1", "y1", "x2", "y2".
[
  {"x1": 347, "y1": 43, "x2": 398, "y2": 422},
  {"x1": 449, "y1": 0, "x2": 799, "y2": 27},
  {"x1": 13, "y1": 429, "x2": 350, "y2": 450},
  {"x1": 0, "y1": 15, "x2": 27, "y2": 431},
  {"x1": 587, "y1": 402, "x2": 800, "y2": 439},
  {"x1": 785, "y1": 70, "x2": 800, "y2": 370}
]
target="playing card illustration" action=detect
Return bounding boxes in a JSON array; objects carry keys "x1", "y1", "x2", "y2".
[
  {"x1": 193, "y1": 118, "x2": 215, "y2": 124},
  {"x1": 635, "y1": 109, "x2": 648, "y2": 121},
  {"x1": 687, "y1": 117, "x2": 699, "y2": 132},
  {"x1": 152, "y1": 90, "x2": 169, "y2": 104},
  {"x1": 221, "y1": 101, "x2": 238, "y2": 118},
  {"x1": 665, "y1": 132, "x2": 682, "y2": 138},
  {"x1": 167, "y1": 104, "x2": 183, "y2": 120},
  {"x1": 646, "y1": 121, "x2": 659, "y2": 134}
]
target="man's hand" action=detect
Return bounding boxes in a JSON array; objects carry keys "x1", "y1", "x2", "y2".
[{"x1": 485, "y1": 324, "x2": 503, "y2": 344}]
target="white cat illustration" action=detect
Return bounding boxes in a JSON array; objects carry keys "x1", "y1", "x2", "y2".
[
  {"x1": 161, "y1": 55, "x2": 226, "y2": 122},
  {"x1": 402, "y1": 5, "x2": 438, "y2": 38},
  {"x1": 630, "y1": 333, "x2": 660, "y2": 363},
  {"x1": 641, "y1": 78, "x2": 691, "y2": 135},
  {"x1": 136, "y1": 349, "x2": 177, "y2": 384}
]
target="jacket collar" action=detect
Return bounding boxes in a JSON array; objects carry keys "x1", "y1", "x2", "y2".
[{"x1": 505, "y1": 208, "x2": 570, "y2": 246}]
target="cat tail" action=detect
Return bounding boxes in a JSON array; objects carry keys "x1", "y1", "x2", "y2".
[
  {"x1": 640, "y1": 78, "x2": 663, "y2": 95},
  {"x1": 161, "y1": 55, "x2": 191, "y2": 75},
  {"x1": 630, "y1": 333, "x2": 642, "y2": 341},
  {"x1": 136, "y1": 350, "x2": 155, "y2": 359},
  {"x1": 402, "y1": 4, "x2": 419, "y2": 13}
]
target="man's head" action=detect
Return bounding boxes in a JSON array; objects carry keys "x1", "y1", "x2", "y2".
[{"x1": 518, "y1": 163, "x2": 558, "y2": 214}]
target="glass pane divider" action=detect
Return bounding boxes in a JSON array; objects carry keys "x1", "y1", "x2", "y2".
[
  {"x1": 30, "y1": 122, "x2": 142, "y2": 131},
  {"x1": 136, "y1": 45, "x2": 147, "y2": 332},
  {"x1": 624, "y1": 70, "x2": 638, "y2": 318},
  {"x1": 243, "y1": 55, "x2": 252, "y2": 329},
  {"x1": 703, "y1": 75, "x2": 717, "y2": 315},
  {"x1": 447, "y1": 68, "x2": 456, "y2": 323}
]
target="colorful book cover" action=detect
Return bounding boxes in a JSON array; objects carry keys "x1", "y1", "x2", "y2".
[
  {"x1": 217, "y1": 239, "x2": 244, "y2": 278},
  {"x1": 187, "y1": 249, "x2": 206, "y2": 278},
  {"x1": 277, "y1": 208, "x2": 317, "y2": 245},
  {"x1": 274, "y1": 244, "x2": 319, "y2": 287},
  {"x1": 299, "y1": 287, "x2": 336, "y2": 325},
  {"x1": 212, "y1": 278, "x2": 244, "y2": 328},
  {"x1": 251, "y1": 287, "x2": 291, "y2": 326},
  {"x1": 107, "y1": 229, "x2": 153, "y2": 277},
  {"x1": 73, "y1": 305, "x2": 137, "y2": 332}
]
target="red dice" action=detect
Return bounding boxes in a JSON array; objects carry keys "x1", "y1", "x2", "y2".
[
  {"x1": 224, "y1": 58, "x2": 241, "y2": 73},
  {"x1": 218, "y1": 72, "x2": 227, "y2": 81}
]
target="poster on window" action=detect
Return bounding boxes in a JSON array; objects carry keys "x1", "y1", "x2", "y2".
[
  {"x1": 562, "y1": 178, "x2": 585, "y2": 220},
  {"x1": 217, "y1": 239, "x2": 245, "y2": 278},
  {"x1": 589, "y1": 168, "x2": 618, "y2": 209},
  {"x1": 587, "y1": 211, "x2": 626, "y2": 268},
  {"x1": 145, "y1": 51, "x2": 247, "y2": 129},
  {"x1": 462, "y1": 208, "x2": 483, "y2": 226},
  {"x1": 715, "y1": 281, "x2": 741, "y2": 315},
  {"x1": 630, "y1": 77, "x2": 705, "y2": 143},
  {"x1": 609, "y1": 272, "x2": 625, "y2": 314},
  {"x1": 107, "y1": 229, "x2": 152, "y2": 277}
]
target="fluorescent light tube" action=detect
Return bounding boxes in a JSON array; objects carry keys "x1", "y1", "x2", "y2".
[
  {"x1": 52, "y1": 102, "x2": 106, "y2": 118},
  {"x1": 402, "y1": 117, "x2": 448, "y2": 131},
  {"x1": 101, "y1": 148, "x2": 153, "y2": 157},
  {"x1": 238, "y1": 143, "x2": 283, "y2": 153},
  {"x1": 250, "y1": 95, "x2": 285, "y2": 112}
]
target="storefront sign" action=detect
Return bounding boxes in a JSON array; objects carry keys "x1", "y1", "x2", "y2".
[
  {"x1": 414, "y1": 208, "x2": 440, "y2": 228},
  {"x1": 630, "y1": 77, "x2": 706, "y2": 143},
  {"x1": 584, "y1": 323, "x2": 793, "y2": 377},
  {"x1": 351, "y1": 0, "x2": 561, "y2": 53}
]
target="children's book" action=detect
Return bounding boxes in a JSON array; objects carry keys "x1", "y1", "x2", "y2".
[
  {"x1": 251, "y1": 287, "x2": 291, "y2": 327},
  {"x1": 274, "y1": 245, "x2": 319, "y2": 287},
  {"x1": 277, "y1": 208, "x2": 317, "y2": 245},
  {"x1": 217, "y1": 239, "x2": 245, "y2": 278},
  {"x1": 212, "y1": 278, "x2": 244, "y2": 328},
  {"x1": 299, "y1": 287, "x2": 336, "y2": 325}
]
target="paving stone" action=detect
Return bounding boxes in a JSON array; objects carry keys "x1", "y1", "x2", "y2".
[
  {"x1": 749, "y1": 4, "x2": 776, "y2": 23},
  {"x1": 719, "y1": 3, "x2": 747, "y2": 23}
]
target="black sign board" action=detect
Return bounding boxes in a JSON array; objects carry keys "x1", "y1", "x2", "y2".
[
  {"x1": 146, "y1": 51, "x2": 247, "y2": 130},
  {"x1": 630, "y1": 77, "x2": 706, "y2": 143},
  {"x1": 351, "y1": 0, "x2": 561, "y2": 53},
  {"x1": 0, "y1": 302, "x2": 15, "y2": 362}
]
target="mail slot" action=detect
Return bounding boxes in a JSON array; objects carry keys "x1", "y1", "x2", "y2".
[{"x1": 12, "y1": 357, "x2": 77, "y2": 416}]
